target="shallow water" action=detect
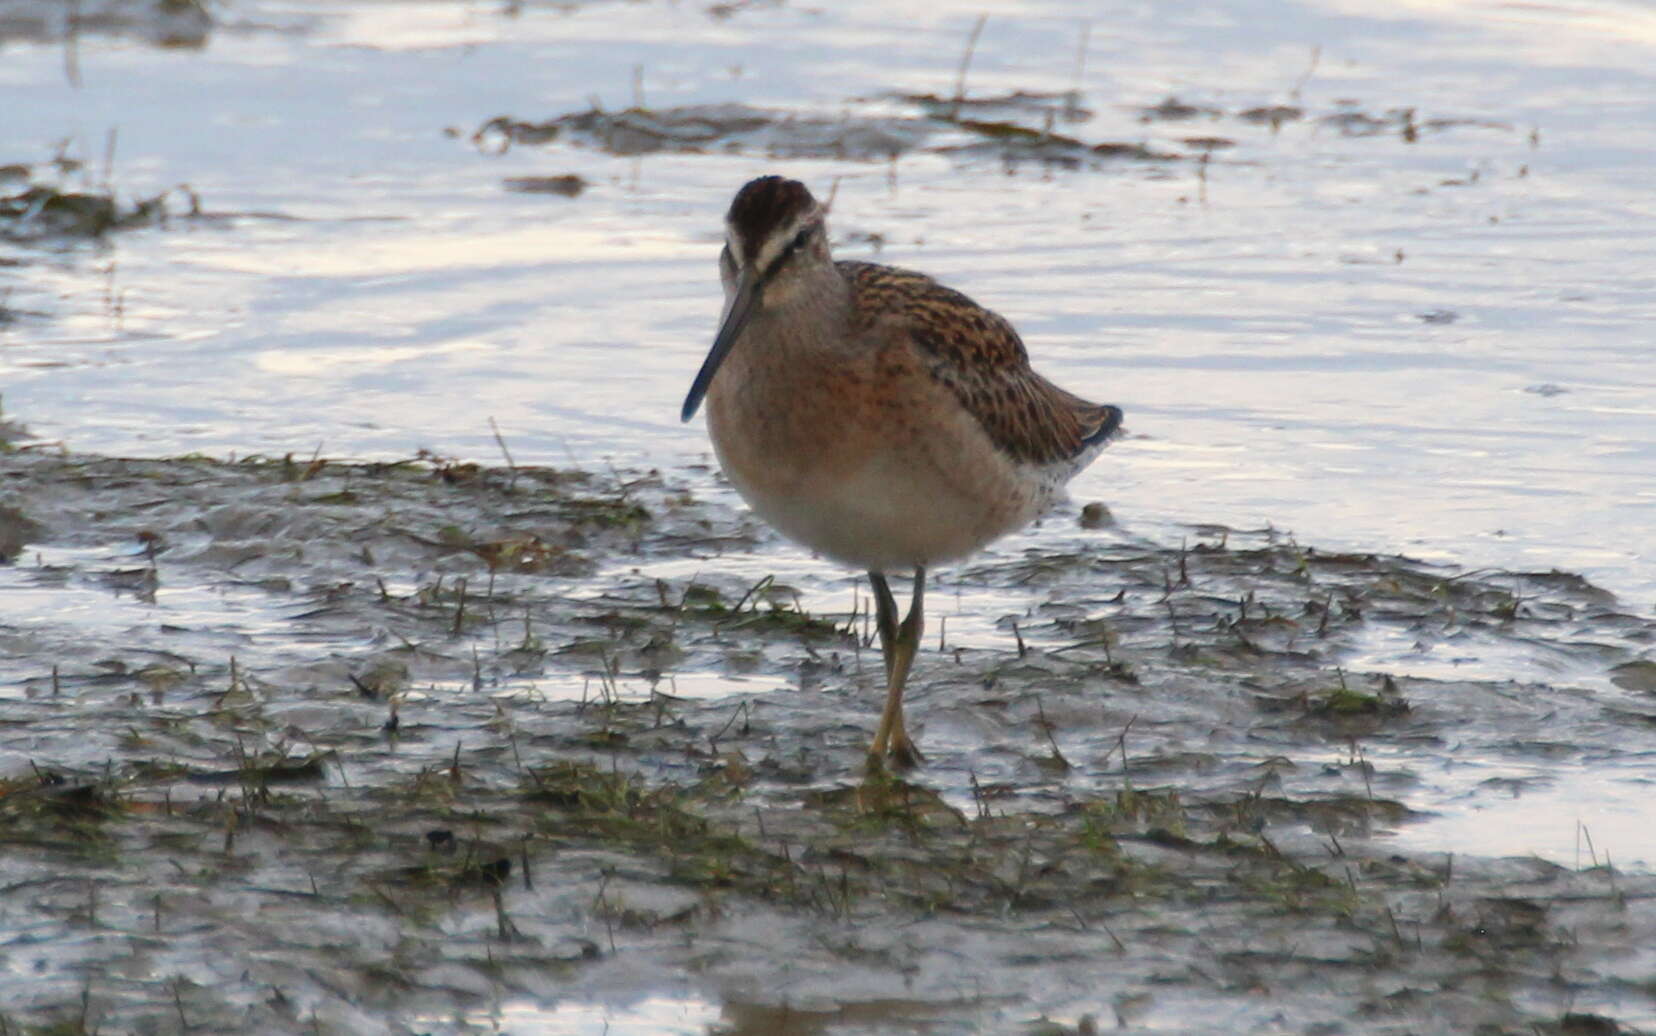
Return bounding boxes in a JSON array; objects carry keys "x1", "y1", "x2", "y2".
[{"x1": 1386, "y1": 752, "x2": 1656, "y2": 869}]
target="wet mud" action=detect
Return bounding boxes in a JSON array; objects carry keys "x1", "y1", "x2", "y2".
[{"x1": 2, "y1": 444, "x2": 1654, "y2": 1033}]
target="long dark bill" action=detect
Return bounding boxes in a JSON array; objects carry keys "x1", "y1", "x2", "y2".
[{"x1": 681, "y1": 268, "x2": 760, "y2": 422}]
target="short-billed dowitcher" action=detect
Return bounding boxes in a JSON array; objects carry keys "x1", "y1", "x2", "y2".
[{"x1": 682, "y1": 175, "x2": 1123, "y2": 767}]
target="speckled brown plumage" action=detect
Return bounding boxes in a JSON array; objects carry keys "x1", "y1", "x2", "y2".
[{"x1": 837, "y1": 260, "x2": 1122, "y2": 468}]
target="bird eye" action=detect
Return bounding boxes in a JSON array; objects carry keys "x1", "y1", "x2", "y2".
[{"x1": 791, "y1": 227, "x2": 812, "y2": 250}]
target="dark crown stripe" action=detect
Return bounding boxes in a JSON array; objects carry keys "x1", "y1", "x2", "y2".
[{"x1": 726, "y1": 176, "x2": 817, "y2": 266}]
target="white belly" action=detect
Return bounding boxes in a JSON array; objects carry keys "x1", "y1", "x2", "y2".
[{"x1": 714, "y1": 434, "x2": 1049, "y2": 572}]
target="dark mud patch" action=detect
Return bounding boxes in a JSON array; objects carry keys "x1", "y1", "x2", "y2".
[
  {"x1": 2, "y1": 447, "x2": 1655, "y2": 1033},
  {"x1": 0, "y1": 0, "x2": 308, "y2": 51},
  {"x1": 0, "y1": 156, "x2": 203, "y2": 244},
  {"x1": 471, "y1": 87, "x2": 1519, "y2": 175},
  {"x1": 471, "y1": 97, "x2": 1179, "y2": 171},
  {"x1": 1136, "y1": 94, "x2": 1513, "y2": 139},
  {"x1": 0, "y1": 0, "x2": 213, "y2": 49},
  {"x1": 472, "y1": 103, "x2": 938, "y2": 163},
  {"x1": 501, "y1": 174, "x2": 589, "y2": 198}
]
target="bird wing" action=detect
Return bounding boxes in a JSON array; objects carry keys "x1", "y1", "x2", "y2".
[{"x1": 840, "y1": 260, "x2": 1122, "y2": 467}]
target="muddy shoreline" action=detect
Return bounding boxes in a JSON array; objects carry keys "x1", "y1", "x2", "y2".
[{"x1": 2, "y1": 444, "x2": 1653, "y2": 1033}]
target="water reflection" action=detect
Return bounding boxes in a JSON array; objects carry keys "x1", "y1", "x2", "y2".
[
  {"x1": 1385, "y1": 756, "x2": 1656, "y2": 870},
  {"x1": 451, "y1": 993, "x2": 721, "y2": 1035}
]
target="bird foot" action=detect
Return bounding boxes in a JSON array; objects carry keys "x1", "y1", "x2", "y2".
[
  {"x1": 866, "y1": 733, "x2": 926, "y2": 773},
  {"x1": 888, "y1": 731, "x2": 926, "y2": 770}
]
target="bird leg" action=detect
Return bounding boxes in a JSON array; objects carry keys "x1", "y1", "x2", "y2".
[
  {"x1": 868, "y1": 571, "x2": 899, "y2": 680},
  {"x1": 867, "y1": 567, "x2": 926, "y2": 768}
]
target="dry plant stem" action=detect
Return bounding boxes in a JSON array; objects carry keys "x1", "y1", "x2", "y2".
[{"x1": 949, "y1": 15, "x2": 988, "y2": 119}]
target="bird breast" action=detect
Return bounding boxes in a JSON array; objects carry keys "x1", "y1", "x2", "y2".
[{"x1": 704, "y1": 304, "x2": 1049, "y2": 570}]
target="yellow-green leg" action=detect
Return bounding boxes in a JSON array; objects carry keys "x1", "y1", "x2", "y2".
[{"x1": 867, "y1": 566, "x2": 926, "y2": 768}]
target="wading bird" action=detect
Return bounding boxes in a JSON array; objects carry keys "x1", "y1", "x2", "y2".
[{"x1": 682, "y1": 176, "x2": 1122, "y2": 766}]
